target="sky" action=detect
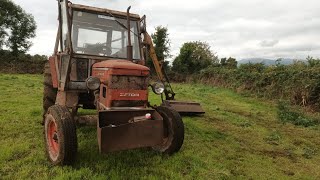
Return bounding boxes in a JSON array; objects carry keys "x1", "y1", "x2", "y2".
[{"x1": 12, "y1": 0, "x2": 320, "y2": 60}]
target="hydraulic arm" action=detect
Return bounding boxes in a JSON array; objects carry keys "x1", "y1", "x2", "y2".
[
  {"x1": 143, "y1": 32, "x2": 175, "y2": 100},
  {"x1": 143, "y1": 32, "x2": 205, "y2": 114}
]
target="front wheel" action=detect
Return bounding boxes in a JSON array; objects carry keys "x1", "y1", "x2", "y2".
[
  {"x1": 44, "y1": 105, "x2": 78, "y2": 165},
  {"x1": 153, "y1": 106, "x2": 184, "y2": 154}
]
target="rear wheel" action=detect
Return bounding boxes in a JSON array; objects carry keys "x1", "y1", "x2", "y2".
[
  {"x1": 43, "y1": 62, "x2": 57, "y2": 124},
  {"x1": 44, "y1": 105, "x2": 78, "y2": 165},
  {"x1": 153, "y1": 106, "x2": 184, "y2": 154}
]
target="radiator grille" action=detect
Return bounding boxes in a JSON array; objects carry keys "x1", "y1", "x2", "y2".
[
  {"x1": 111, "y1": 100, "x2": 146, "y2": 107},
  {"x1": 109, "y1": 75, "x2": 148, "y2": 90}
]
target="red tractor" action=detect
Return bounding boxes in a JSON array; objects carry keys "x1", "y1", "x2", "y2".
[{"x1": 43, "y1": 0, "x2": 202, "y2": 165}]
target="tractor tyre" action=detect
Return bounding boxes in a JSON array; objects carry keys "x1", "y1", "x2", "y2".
[
  {"x1": 44, "y1": 105, "x2": 78, "y2": 166},
  {"x1": 43, "y1": 62, "x2": 57, "y2": 124},
  {"x1": 153, "y1": 106, "x2": 184, "y2": 155}
]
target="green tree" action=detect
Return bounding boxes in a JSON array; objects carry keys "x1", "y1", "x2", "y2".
[
  {"x1": 0, "y1": 0, "x2": 36, "y2": 55},
  {"x1": 226, "y1": 57, "x2": 237, "y2": 68},
  {"x1": 172, "y1": 41, "x2": 218, "y2": 74},
  {"x1": 225, "y1": 57, "x2": 237, "y2": 68},
  {"x1": 220, "y1": 57, "x2": 237, "y2": 68},
  {"x1": 147, "y1": 26, "x2": 171, "y2": 74},
  {"x1": 307, "y1": 56, "x2": 320, "y2": 67},
  {"x1": 220, "y1": 57, "x2": 227, "y2": 66},
  {"x1": 152, "y1": 26, "x2": 171, "y2": 61}
]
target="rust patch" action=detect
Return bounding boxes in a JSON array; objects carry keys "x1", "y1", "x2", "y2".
[
  {"x1": 97, "y1": 109, "x2": 163, "y2": 153},
  {"x1": 48, "y1": 56, "x2": 58, "y2": 88}
]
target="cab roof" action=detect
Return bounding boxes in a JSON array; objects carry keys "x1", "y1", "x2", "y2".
[{"x1": 69, "y1": 3, "x2": 141, "y2": 20}]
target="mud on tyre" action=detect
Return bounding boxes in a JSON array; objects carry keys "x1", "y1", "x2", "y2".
[
  {"x1": 44, "y1": 105, "x2": 78, "y2": 165},
  {"x1": 153, "y1": 106, "x2": 184, "y2": 154}
]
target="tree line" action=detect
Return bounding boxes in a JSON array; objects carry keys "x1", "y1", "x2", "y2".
[
  {"x1": 0, "y1": 0, "x2": 36, "y2": 55},
  {"x1": 149, "y1": 26, "x2": 237, "y2": 75},
  {"x1": 0, "y1": 0, "x2": 45, "y2": 73}
]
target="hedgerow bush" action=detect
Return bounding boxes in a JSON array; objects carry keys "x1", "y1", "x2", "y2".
[
  {"x1": 0, "y1": 49, "x2": 47, "y2": 74},
  {"x1": 190, "y1": 58, "x2": 320, "y2": 111}
]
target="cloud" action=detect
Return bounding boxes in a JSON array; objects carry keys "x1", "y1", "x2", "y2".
[
  {"x1": 12, "y1": 0, "x2": 320, "y2": 60},
  {"x1": 259, "y1": 40, "x2": 279, "y2": 47}
]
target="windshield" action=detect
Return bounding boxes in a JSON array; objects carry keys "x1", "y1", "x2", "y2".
[{"x1": 72, "y1": 10, "x2": 141, "y2": 59}]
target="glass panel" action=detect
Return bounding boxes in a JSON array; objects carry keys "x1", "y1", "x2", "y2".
[
  {"x1": 111, "y1": 31, "x2": 122, "y2": 54},
  {"x1": 72, "y1": 11, "x2": 141, "y2": 59},
  {"x1": 77, "y1": 29, "x2": 108, "y2": 55},
  {"x1": 60, "y1": 0, "x2": 68, "y2": 51}
]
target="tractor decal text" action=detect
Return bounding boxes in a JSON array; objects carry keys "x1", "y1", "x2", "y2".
[
  {"x1": 96, "y1": 72, "x2": 105, "y2": 76},
  {"x1": 119, "y1": 93, "x2": 140, "y2": 97}
]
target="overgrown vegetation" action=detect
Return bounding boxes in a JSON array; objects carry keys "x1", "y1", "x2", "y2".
[
  {"x1": 0, "y1": 49, "x2": 47, "y2": 74},
  {"x1": 2, "y1": 74, "x2": 320, "y2": 179},
  {"x1": 277, "y1": 101, "x2": 318, "y2": 127},
  {"x1": 179, "y1": 57, "x2": 320, "y2": 112},
  {"x1": 168, "y1": 44, "x2": 320, "y2": 123}
]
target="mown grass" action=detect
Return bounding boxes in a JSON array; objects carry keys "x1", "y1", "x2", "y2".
[{"x1": 1, "y1": 73, "x2": 320, "y2": 179}]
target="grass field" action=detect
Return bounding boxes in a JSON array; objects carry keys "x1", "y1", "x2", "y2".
[{"x1": 1, "y1": 74, "x2": 320, "y2": 179}]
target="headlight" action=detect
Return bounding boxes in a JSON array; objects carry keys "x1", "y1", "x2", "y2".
[
  {"x1": 151, "y1": 82, "x2": 164, "y2": 95},
  {"x1": 86, "y1": 77, "x2": 100, "y2": 90}
]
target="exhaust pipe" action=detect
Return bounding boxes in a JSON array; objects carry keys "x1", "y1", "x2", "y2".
[{"x1": 126, "y1": 6, "x2": 133, "y2": 61}]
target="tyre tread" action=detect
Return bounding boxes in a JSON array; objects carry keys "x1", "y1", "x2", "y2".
[
  {"x1": 154, "y1": 106, "x2": 184, "y2": 154},
  {"x1": 44, "y1": 105, "x2": 77, "y2": 165}
]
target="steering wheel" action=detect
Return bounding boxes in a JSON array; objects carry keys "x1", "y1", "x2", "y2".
[
  {"x1": 84, "y1": 43, "x2": 111, "y2": 55},
  {"x1": 101, "y1": 45, "x2": 112, "y2": 56}
]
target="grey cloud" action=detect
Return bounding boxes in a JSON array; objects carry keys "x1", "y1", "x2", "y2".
[
  {"x1": 237, "y1": 43, "x2": 320, "y2": 60},
  {"x1": 12, "y1": 0, "x2": 320, "y2": 60},
  {"x1": 260, "y1": 40, "x2": 279, "y2": 47}
]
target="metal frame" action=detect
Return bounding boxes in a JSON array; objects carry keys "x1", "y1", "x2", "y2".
[
  {"x1": 53, "y1": 0, "x2": 143, "y2": 94},
  {"x1": 65, "y1": 2, "x2": 142, "y2": 59}
]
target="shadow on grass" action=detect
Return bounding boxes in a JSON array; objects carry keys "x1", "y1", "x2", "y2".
[
  {"x1": 72, "y1": 126, "x2": 163, "y2": 172},
  {"x1": 180, "y1": 113, "x2": 205, "y2": 117}
]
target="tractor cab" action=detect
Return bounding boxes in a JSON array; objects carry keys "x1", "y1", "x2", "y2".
[
  {"x1": 56, "y1": 1, "x2": 144, "y2": 60},
  {"x1": 71, "y1": 8, "x2": 141, "y2": 60}
]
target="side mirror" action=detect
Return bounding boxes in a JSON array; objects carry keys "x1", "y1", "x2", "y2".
[{"x1": 140, "y1": 15, "x2": 146, "y2": 34}]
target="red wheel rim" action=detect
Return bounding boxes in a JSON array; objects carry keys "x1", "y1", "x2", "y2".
[{"x1": 47, "y1": 119, "x2": 59, "y2": 158}]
